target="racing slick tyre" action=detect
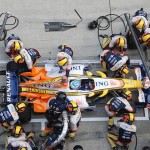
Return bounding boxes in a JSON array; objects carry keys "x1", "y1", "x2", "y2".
[{"x1": 18, "y1": 104, "x2": 32, "y2": 123}]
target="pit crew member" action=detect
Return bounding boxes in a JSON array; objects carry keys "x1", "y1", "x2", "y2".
[
  {"x1": 6, "y1": 125, "x2": 37, "y2": 150},
  {"x1": 99, "y1": 50, "x2": 130, "y2": 76},
  {"x1": 56, "y1": 44, "x2": 73, "y2": 77},
  {"x1": 67, "y1": 101, "x2": 81, "y2": 138},
  {"x1": 105, "y1": 90, "x2": 135, "y2": 131},
  {"x1": 40, "y1": 91, "x2": 70, "y2": 137},
  {"x1": 109, "y1": 34, "x2": 127, "y2": 55},
  {"x1": 131, "y1": 8, "x2": 149, "y2": 34},
  {"x1": 0, "y1": 102, "x2": 30, "y2": 132},
  {"x1": 7, "y1": 48, "x2": 41, "y2": 73},
  {"x1": 5, "y1": 34, "x2": 23, "y2": 58},
  {"x1": 107, "y1": 113, "x2": 136, "y2": 150},
  {"x1": 42, "y1": 119, "x2": 69, "y2": 150}
]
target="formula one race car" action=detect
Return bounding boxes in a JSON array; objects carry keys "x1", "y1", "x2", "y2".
[{"x1": 0, "y1": 64, "x2": 148, "y2": 114}]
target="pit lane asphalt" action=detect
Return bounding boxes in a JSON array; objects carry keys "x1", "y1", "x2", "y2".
[{"x1": 0, "y1": 0, "x2": 150, "y2": 149}]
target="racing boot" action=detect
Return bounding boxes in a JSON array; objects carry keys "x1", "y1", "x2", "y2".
[{"x1": 40, "y1": 127, "x2": 53, "y2": 137}]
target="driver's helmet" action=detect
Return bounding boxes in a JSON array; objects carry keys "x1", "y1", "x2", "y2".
[
  {"x1": 14, "y1": 54, "x2": 25, "y2": 64},
  {"x1": 67, "y1": 101, "x2": 78, "y2": 115},
  {"x1": 56, "y1": 91, "x2": 67, "y2": 101},
  {"x1": 119, "y1": 65, "x2": 129, "y2": 75},
  {"x1": 135, "y1": 19, "x2": 145, "y2": 29},
  {"x1": 13, "y1": 40, "x2": 22, "y2": 51},
  {"x1": 15, "y1": 102, "x2": 27, "y2": 113},
  {"x1": 70, "y1": 80, "x2": 81, "y2": 90},
  {"x1": 12, "y1": 125, "x2": 24, "y2": 138},
  {"x1": 142, "y1": 33, "x2": 150, "y2": 42},
  {"x1": 116, "y1": 37, "x2": 125, "y2": 47},
  {"x1": 57, "y1": 57, "x2": 68, "y2": 66},
  {"x1": 121, "y1": 90, "x2": 132, "y2": 101}
]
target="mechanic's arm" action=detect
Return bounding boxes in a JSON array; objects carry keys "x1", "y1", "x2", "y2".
[
  {"x1": 69, "y1": 118, "x2": 78, "y2": 133},
  {"x1": 11, "y1": 141, "x2": 31, "y2": 149},
  {"x1": 131, "y1": 17, "x2": 137, "y2": 25},
  {"x1": 20, "y1": 49, "x2": 32, "y2": 69},
  {"x1": 7, "y1": 133, "x2": 26, "y2": 144},
  {"x1": 143, "y1": 17, "x2": 149, "y2": 29},
  {"x1": 9, "y1": 120, "x2": 18, "y2": 130},
  {"x1": 125, "y1": 105, "x2": 134, "y2": 113},
  {"x1": 109, "y1": 41, "x2": 115, "y2": 51},
  {"x1": 65, "y1": 55, "x2": 72, "y2": 77},
  {"x1": 123, "y1": 40, "x2": 128, "y2": 52}
]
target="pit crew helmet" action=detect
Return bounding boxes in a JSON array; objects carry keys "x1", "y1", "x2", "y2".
[
  {"x1": 68, "y1": 101, "x2": 78, "y2": 115},
  {"x1": 56, "y1": 91, "x2": 67, "y2": 101},
  {"x1": 14, "y1": 54, "x2": 25, "y2": 64},
  {"x1": 15, "y1": 102, "x2": 27, "y2": 113},
  {"x1": 142, "y1": 33, "x2": 150, "y2": 42},
  {"x1": 121, "y1": 90, "x2": 132, "y2": 101},
  {"x1": 135, "y1": 19, "x2": 145, "y2": 29},
  {"x1": 125, "y1": 113, "x2": 135, "y2": 124},
  {"x1": 58, "y1": 44, "x2": 70, "y2": 50},
  {"x1": 57, "y1": 57, "x2": 68, "y2": 66},
  {"x1": 120, "y1": 65, "x2": 129, "y2": 75},
  {"x1": 12, "y1": 125, "x2": 24, "y2": 138},
  {"x1": 14, "y1": 40, "x2": 22, "y2": 51},
  {"x1": 116, "y1": 37, "x2": 125, "y2": 47},
  {"x1": 20, "y1": 148, "x2": 27, "y2": 150}
]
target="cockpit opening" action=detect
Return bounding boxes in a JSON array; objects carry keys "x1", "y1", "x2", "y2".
[{"x1": 70, "y1": 79, "x2": 95, "y2": 90}]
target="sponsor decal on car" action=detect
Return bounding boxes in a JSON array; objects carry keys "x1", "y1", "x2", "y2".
[
  {"x1": 6, "y1": 71, "x2": 11, "y2": 102},
  {"x1": 71, "y1": 65, "x2": 81, "y2": 70}
]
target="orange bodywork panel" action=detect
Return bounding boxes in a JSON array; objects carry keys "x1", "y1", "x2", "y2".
[
  {"x1": 20, "y1": 67, "x2": 46, "y2": 77},
  {"x1": 29, "y1": 99, "x2": 49, "y2": 113},
  {"x1": 19, "y1": 92, "x2": 53, "y2": 100},
  {"x1": 20, "y1": 92, "x2": 51, "y2": 112}
]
